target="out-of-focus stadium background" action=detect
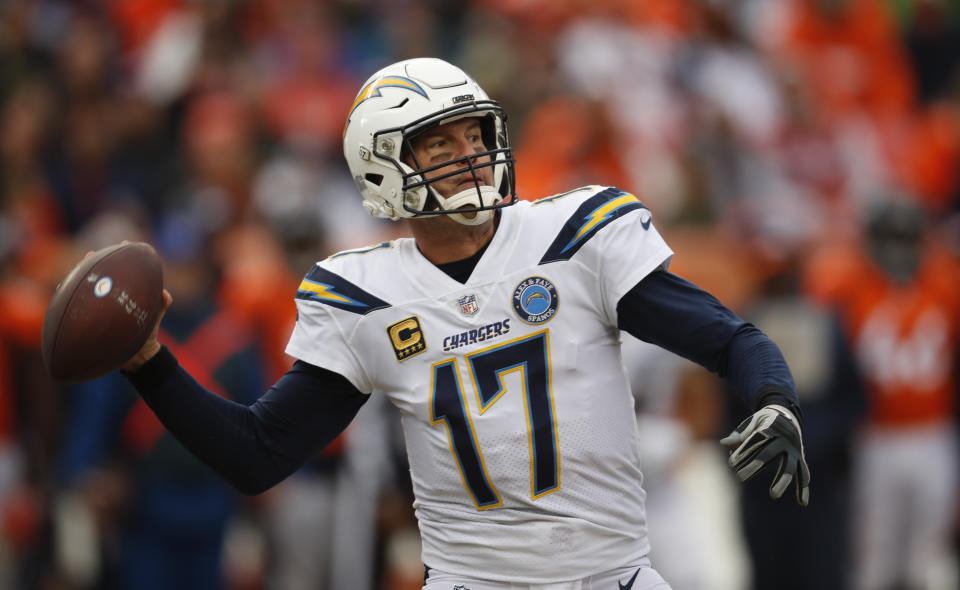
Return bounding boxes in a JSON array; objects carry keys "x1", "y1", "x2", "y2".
[{"x1": 0, "y1": 0, "x2": 958, "y2": 589}]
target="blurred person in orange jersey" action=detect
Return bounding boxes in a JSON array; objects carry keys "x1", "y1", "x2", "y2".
[
  {"x1": 514, "y1": 96, "x2": 630, "y2": 200},
  {"x1": 773, "y1": 0, "x2": 915, "y2": 123},
  {"x1": 215, "y1": 225, "x2": 301, "y2": 383},
  {"x1": 804, "y1": 195, "x2": 960, "y2": 590}
]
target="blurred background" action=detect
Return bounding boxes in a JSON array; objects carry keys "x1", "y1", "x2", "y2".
[{"x1": 1, "y1": 0, "x2": 958, "y2": 589}]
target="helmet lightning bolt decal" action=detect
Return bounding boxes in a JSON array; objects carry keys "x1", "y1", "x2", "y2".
[{"x1": 345, "y1": 76, "x2": 428, "y2": 134}]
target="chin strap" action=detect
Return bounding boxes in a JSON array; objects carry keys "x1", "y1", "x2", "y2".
[
  {"x1": 439, "y1": 185, "x2": 502, "y2": 226},
  {"x1": 450, "y1": 210, "x2": 494, "y2": 226}
]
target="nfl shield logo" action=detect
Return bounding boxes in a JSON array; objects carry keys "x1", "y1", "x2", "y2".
[{"x1": 458, "y1": 294, "x2": 479, "y2": 316}]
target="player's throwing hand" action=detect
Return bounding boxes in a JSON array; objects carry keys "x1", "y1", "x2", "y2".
[{"x1": 720, "y1": 405, "x2": 811, "y2": 506}]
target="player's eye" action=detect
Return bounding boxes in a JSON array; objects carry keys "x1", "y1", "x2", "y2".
[{"x1": 423, "y1": 140, "x2": 452, "y2": 161}]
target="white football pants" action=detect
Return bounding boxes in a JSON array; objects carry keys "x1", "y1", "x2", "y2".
[
  {"x1": 422, "y1": 563, "x2": 672, "y2": 590},
  {"x1": 852, "y1": 422, "x2": 958, "y2": 590}
]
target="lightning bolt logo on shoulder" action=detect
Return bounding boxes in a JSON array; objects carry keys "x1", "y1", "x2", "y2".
[
  {"x1": 295, "y1": 266, "x2": 391, "y2": 315},
  {"x1": 539, "y1": 187, "x2": 648, "y2": 264}
]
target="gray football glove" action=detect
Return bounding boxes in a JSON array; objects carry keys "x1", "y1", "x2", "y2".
[{"x1": 720, "y1": 404, "x2": 810, "y2": 506}]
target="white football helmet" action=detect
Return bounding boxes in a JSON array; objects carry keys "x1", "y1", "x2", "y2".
[{"x1": 343, "y1": 58, "x2": 516, "y2": 225}]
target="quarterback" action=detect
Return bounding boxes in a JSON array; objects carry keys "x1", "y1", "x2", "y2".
[{"x1": 121, "y1": 58, "x2": 809, "y2": 589}]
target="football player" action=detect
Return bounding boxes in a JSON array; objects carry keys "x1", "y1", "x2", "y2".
[
  {"x1": 805, "y1": 197, "x2": 960, "y2": 590},
  {"x1": 121, "y1": 58, "x2": 809, "y2": 589}
]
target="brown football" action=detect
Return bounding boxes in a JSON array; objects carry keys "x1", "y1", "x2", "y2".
[{"x1": 42, "y1": 242, "x2": 164, "y2": 382}]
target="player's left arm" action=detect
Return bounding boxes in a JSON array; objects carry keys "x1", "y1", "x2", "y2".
[{"x1": 617, "y1": 269, "x2": 810, "y2": 505}]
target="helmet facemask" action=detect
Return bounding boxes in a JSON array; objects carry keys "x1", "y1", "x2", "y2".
[{"x1": 373, "y1": 102, "x2": 516, "y2": 226}]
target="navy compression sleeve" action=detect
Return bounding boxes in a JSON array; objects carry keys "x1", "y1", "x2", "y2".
[
  {"x1": 616, "y1": 270, "x2": 801, "y2": 417},
  {"x1": 124, "y1": 346, "x2": 368, "y2": 494}
]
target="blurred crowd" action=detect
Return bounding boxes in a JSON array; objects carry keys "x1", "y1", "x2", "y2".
[{"x1": 0, "y1": 0, "x2": 958, "y2": 589}]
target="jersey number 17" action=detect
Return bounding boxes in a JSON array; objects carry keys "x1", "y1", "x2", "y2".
[{"x1": 430, "y1": 330, "x2": 560, "y2": 510}]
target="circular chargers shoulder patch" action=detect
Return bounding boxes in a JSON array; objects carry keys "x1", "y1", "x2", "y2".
[{"x1": 511, "y1": 276, "x2": 559, "y2": 325}]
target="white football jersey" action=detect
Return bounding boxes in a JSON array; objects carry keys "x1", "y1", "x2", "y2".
[{"x1": 286, "y1": 185, "x2": 673, "y2": 583}]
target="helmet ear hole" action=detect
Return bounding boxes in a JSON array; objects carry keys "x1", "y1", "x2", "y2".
[
  {"x1": 423, "y1": 188, "x2": 442, "y2": 212},
  {"x1": 480, "y1": 114, "x2": 499, "y2": 150},
  {"x1": 365, "y1": 173, "x2": 384, "y2": 186}
]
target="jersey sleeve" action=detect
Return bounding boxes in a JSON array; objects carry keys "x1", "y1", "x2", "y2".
[
  {"x1": 285, "y1": 260, "x2": 395, "y2": 394},
  {"x1": 596, "y1": 207, "x2": 673, "y2": 306},
  {"x1": 572, "y1": 190, "x2": 674, "y2": 316},
  {"x1": 285, "y1": 289, "x2": 374, "y2": 394}
]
